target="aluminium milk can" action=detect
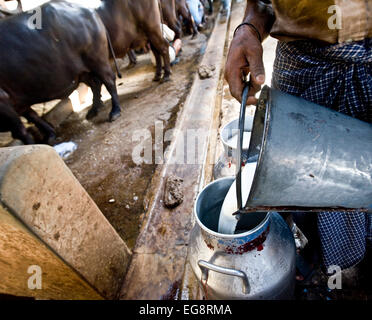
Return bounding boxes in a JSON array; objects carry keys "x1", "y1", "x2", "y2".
[{"x1": 188, "y1": 177, "x2": 296, "y2": 300}]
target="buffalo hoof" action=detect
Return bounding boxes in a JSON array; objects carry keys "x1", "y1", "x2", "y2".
[
  {"x1": 153, "y1": 75, "x2": 162, "y2": 82},
  {"x1": 86, "y1": 107, "x2": 98, "y2": 120},
  {"x1": 109, "y1": 110, "x2": 121, "y2": 122},
  {"x1": 23, "y1": 135, "x2": 36, "y2": 145},
  {"x1": 46, "y1": 134, "x2": 57, "y2": 146},
  {"x1": 161, "y1": 75, "x2": 171, "y2": 83},
  {"x1": 127, "y1": 62, "x2": 136, "y2": 69}
]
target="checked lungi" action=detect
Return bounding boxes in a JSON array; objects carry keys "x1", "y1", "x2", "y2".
[{"x1": 272, "y1": 38, "x2": 372, "y2": 270}]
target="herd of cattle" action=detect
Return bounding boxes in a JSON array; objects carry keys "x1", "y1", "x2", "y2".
[{"x1": 0, "y1": 0, "x2": 213, "y2": 145}]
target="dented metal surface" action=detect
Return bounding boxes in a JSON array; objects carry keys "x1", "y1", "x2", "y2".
[{"x1": 245, "y1": 86, "x2": 372, "y2": 213}]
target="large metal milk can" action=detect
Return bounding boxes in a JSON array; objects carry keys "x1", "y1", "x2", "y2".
[
  {"x1": 188, "y1": 85, "x2": 296, "y2": 299},
  {"x1": 188, "y1": 177, "x2": 296, "y2": 300}
]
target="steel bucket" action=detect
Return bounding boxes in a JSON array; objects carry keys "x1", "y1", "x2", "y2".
[{"x1": 243, "y1": 86, "x2": 372, "y2": 213}]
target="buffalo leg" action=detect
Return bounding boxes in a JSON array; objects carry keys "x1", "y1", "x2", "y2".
[
  {"x1": 151, "y1": 44, "x2": 163, "y2": 82},
  {"x1": 128, "y1": 50, "x2": 137, "y2": 68},
  {"x1": 149, "y1": 35, "x2": 171, "y2": 82},
  {"x1": 0, "y1": 103, "x2": 34, "y2": 145},
  {"x1": 24, "y1": 109, "x2": 56, "y2": 145},
  {"x1": 101, "y1": 73, "x2": 121, "y2": 122},
  {"x1": 83, "y1": 63, "x2": 121, "y2": 122},
  {"x1": 170, "y1": 21, "x2": 182, "y2": 40},
  {"x1": 83, "y1": 75, "x2": 105, "y2": 120},
  {"x1": 175, "y1": 21, "x2": 183, "y2": 39}
]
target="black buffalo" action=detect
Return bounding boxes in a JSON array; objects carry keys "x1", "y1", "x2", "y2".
[
  {"x1": 84, "y1": 0, "x2": 172, "y2": 120},
  {"x1": 0, "y1": 0, "x2": 122, "y2": 145}
]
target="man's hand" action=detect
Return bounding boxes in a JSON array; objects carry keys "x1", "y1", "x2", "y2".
[{"x1": 225, "y1": 25, "x2": 266, "y2": 105}]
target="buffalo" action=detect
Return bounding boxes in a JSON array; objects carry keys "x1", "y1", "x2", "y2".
[
  {"x1": 0, "y1": 0, "x2": 122, "y2": 145},
  {"x1": 97, "y1": 0, "x2": 171, "y2": 83},
  {"x1": 84, "y1": 0, "x2": 173, "y2": 120}
]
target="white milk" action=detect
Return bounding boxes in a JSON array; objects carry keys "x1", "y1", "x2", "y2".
[
  {"x1": 218, "y1": 162, "x2": 257, "y2": 234},
  {"x1": 226, "y1": 132, "x2": 252, "y2": 150}
]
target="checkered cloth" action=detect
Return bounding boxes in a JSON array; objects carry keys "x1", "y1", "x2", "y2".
[{"x1": 272, "y1": 38, "x2": 372, "y2": 270}]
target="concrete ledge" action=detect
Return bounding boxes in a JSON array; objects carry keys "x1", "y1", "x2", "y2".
[{"x1": 0, "y1": 145, "x2": 132, "y2": 299}]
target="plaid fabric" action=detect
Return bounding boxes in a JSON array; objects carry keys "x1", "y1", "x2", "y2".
[
  {"x1": 272, "y1": 39, "x2": 372, "y2": 122},
  {"x1": 272, "y1": 38, "x2": 372, "y2": 270}
]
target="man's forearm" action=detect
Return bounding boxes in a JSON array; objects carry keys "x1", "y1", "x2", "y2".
[{"x1": 242, "y1": 0, "x2": 275, "y2": 41}]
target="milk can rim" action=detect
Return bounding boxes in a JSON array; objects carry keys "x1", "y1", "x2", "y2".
[
  {"x1": 220, "y1": 116, "x2": 254, "y2": 150},
  {"x1": 194, "y1": 177, "x2": 271, "y2": 239}
]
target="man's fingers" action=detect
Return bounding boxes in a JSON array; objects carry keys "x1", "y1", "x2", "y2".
[
  {"x1": 227, "y1": 66, "x2": 260, "y2": 104},
  {"x1": 225, "y1": 54, "x2": 246, "y2": 102},
  {"x1": 246, "y1": 96, "x2": 258, "y2": 105},
  {"x1": 230, "y1": 71, "x2": 244, "y2": 102},
  {"x1": 225, "y1": 37, "x2": 265, "y2": 104},
  {"x1": 247, "y1": 52, "x2": 265, "y2": 86}
]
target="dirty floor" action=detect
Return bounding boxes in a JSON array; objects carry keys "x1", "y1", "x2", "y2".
[{"x1": 57, "y1": 29, "x2": 214, "y2": 249}]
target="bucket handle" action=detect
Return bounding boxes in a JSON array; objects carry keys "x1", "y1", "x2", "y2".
[
  {"x1": 198, "y1": 260, "x2": 251, "y2": 294},
  {"x1": 235, "y1": 82, "x2": 251, "y2": 213}
]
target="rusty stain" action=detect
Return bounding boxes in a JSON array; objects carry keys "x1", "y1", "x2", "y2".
[
  {"x1": 224, "y1": 227, "x2": 269, "y2": 255},
  {"x1": 201, "y1": 277, "x2": 209, "y2": 300},
  {"x1": 161, "y1": 280, "x2": 181, "y2": 300},
  {"x1": 205, "y1": 240, "x2": 215, "y2": 251}
]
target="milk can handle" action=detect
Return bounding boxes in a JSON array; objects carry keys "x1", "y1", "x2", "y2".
[
  {"x1": 198, "y1": 260, "x2": 251, "y2": 295},
  {"x1": 236, "y1": 82, "x2": 251, "y2": 211}
]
